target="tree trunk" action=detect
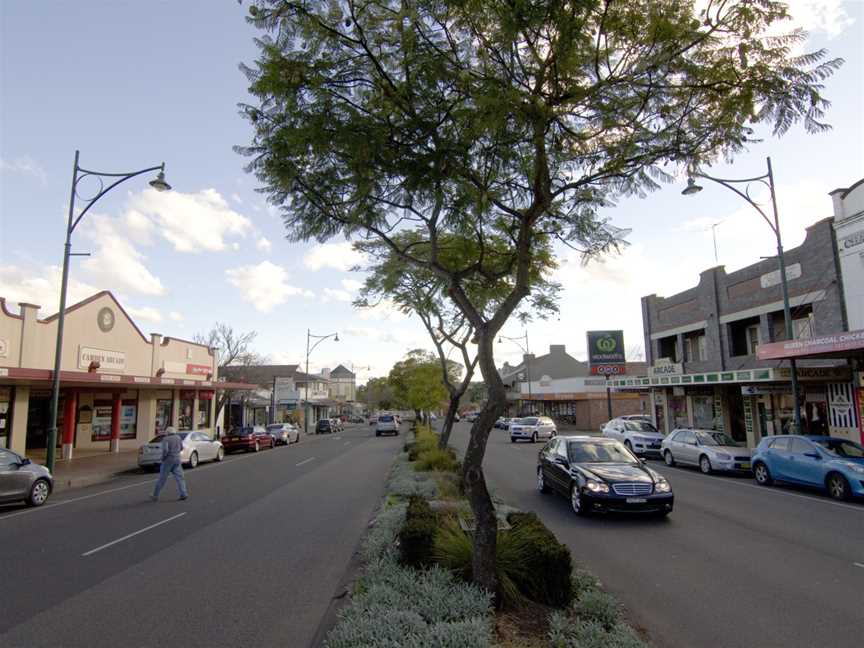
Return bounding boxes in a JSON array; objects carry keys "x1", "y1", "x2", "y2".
[
  {"x1": 438, "y1": 391, "x2": 462, "y2": 449},
  {"x1": 461, "y1": 332, "x2": 505, "y2": 598}
]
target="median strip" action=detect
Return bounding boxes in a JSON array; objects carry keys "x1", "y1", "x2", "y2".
[
  {"x1": 296, "y1": 457, "x2": 315, "y2": 467},
  {"x1": 82, "y1": 512, "x2": 187, "y2": 557}
]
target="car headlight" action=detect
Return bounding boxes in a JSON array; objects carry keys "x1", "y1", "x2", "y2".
[
  {"x1": 843, "y1": 462, "x2": 864, "y2": 475},
  {"x1": 715, "y1": 452, "x2": 732, "y2": 460},
  {"x1": 655, "y1": 480, "x2": 671, "y2": 493},
  {"x1": 585, "y1": 480, "x2": 610, "y2": 493}
]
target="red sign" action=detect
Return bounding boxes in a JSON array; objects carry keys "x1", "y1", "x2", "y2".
[
  {"x1": 591, "y1": 364, "x2": 627, "y2": 376},
  {"x1": 756, "y1": 329, "x2": 864, "y2": 360},
  {"x1": 198, "y1": 390, "x2": 214, "y2": 400},
  {"x1": 186, "y1": 364, "x2": 211, "y2": 375}
]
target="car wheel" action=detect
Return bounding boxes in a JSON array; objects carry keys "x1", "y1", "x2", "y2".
[
  {"x1": 216, "y1": 447, "x2": 225, "y2": 462},
  {"x1": 827, "y1": 473, "x2": 850, "y2": 501},
  {"x1": 699, "y1": 455, "x2": 712, "y2": 475},
  {"x1": 537, "y1": 468, "x2": 549, "y2": 494},
  {"x1": 570, "y1": 484, "x2": 588, "y2": 516},
  {"x1": 375, "y1": 431, "x2": 380, "y2": 437},
  {"x1": 254, "y1": 441, "x2": 260, "y2": 452},
  {"x1": 510, "y1": 437, "x2": 516, "y2": 443},
  {"x1": 27, "y1": 478, "x2": 51, "y2": 507},
  {"x1": 531, "y1": 432, "x2": 538, "y2": 444},
  {"x1": 188, "y1": 451, "x2": 199, "y2": 469},
  {"x1": 753, "y1": 462, "x2": 773, "y2": 486},
  {"x1": 663, "y1": 450, "x2": 675, "y2": 467}
]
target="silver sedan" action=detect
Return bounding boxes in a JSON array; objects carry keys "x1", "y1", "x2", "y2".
[
  {"x1": 266, "y1": 423, "x2": 301, "y2": 445},
  {"x1": 661, "y1": 429, "x2": 752, "y2": 474},
  {"x1": 138, "y1": 431, "x2": 225, "y2": 470},
  {"x1": 0, "y1": 448, "x2": 54, "y2": 507}
]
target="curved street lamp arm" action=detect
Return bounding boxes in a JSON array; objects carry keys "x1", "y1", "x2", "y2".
[
  {"x1": 498, "y1": 333, "x2": 529, "y2": 354},
  {"x1": 308, "y1": 332, "x2": 338, "y2": 355},
  {"x1": 691, "y1": 173, "x2": 776, "y2": 234},
  {"x1": 70, "y1": 164, "x2": 165, "y2": 233}
]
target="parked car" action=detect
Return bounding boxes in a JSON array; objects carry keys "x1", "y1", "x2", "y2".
[
  {"x1": 537, "y1": 436, "x2": 673, "y2": 516},
  {"x1": 221, "y1": 426, "x2": 274, "y2": 453},
  {"x1": 752, "y1": 435, "x2": 864, "y2": 500},
  {"x1": 660, "y1": 429, "x2": 751, "y2": 474},
  {"x1": 266, "y1": 423, "x2": 300, "y2": 445},
  {"x1": 601, "y1": 418, "x2": 665, "y2": 456},
  {"x1": 376, "y1": 414, "x2": 400, "y2": 436},
  {"x1": 464, "y1": 412, "x2": 480, "y2": 423},
  {"x1": 495, "y1": 417, "x2": 517, "y2": 430},
  {"x1": 510, "y1": 416, "x2": 557, "y2": 443},
  {"x1": 368, "y1": 415, "x2": 378, "y2": 426},
  {"x1": 316, "y1": 419, "x2": 334, "y2": 434},
  {"x1": 0, "y1": 448, "x2": 53, "y2": 507},
  {"x1": 138, "y1": 431, "x2": 225, "y2": 469}
]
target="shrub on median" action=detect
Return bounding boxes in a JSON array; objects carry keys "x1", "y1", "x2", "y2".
[
  {"x1": 399, "y1": 495, "x2": 438, "y2": 568},
  {"x1": 506, "y1": 512, "x2": 574, "y2": 608},
  {"x1": 415, "y1": 446, "x2": 461, "y2": 473}
]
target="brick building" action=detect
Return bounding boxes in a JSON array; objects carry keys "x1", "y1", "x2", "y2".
[{"x1": 611, "y1": 216, "x2": 859, "y2": 446}]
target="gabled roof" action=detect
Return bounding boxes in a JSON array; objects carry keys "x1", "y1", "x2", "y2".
[
  {"x1": 219, "y1": 364, "x2": 329, "y2": 387},
  {"x1": 330, "y1": 364, "x2": 355, "y2": 377}
]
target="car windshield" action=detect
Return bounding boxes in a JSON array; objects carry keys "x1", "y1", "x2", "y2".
[
  {"x1": 568, "y1": 441, "x2": 638, "y2": 464},
  {"x1": 708, "y1": 432, "x2": 738, "y2": 446},
  {"x1": 148, "y1": 433, "x2": 189, "y2": 443},
  {"x1": 266, "y1": 425, "x2": 284, "y2": 431},
  {"x1": 379, "y1": 415, "x2": 394, "y2": 422},
  {"x1": 812, "y1": 438, "x2": 864, "y2": 458},
  {"x1": 519, "y1": 417, "x2": 539, "y2": 425},
  {"x1": 623, "y1": 421, "x2": 658, "y2": 433},
  {"x1": 229, "y1": 428, "x2": 253, "y2": 436}
]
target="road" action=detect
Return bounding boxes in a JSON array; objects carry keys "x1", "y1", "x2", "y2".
[
  {"x1": 449, "y1": 422, "x2": 864, "y2": 648},
  {"x1": 0, "y1": 424, "x2": 401, "y2": 648}
]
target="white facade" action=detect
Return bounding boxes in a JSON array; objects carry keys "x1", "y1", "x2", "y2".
[{"x1": 832, "y1": 180, "x2": 864, "y2": 330}]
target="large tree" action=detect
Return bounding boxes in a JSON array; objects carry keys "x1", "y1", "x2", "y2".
[
  {"x1": 389, "y1": 349, "x2": 451, "y2": 421},
  {"x1": 240, "y1": 0, "x2": 840, "y2": 594}
]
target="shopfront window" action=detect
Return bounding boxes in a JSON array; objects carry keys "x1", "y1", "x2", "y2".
[
  {"x1": 178, "y1": 391, "x2": 194, "y2": 431},
  {"x1": 91, "y1": 400, "x2": 114, "y2": 441},
  {"x1": 668, "y1": 396, "x2": 689, "y2": 429},
  {"x1": 120, "y1": 398, "x2": 138, "y2": 439},
  {"x1": 155, "y1": 399, "x2": 173, "y2": 434},
  {"x1": 0, "y1": 386, "x2": 12, "y2": 449},
  {"x1": 692, "y1": 395, "x2": 716, "y2": 429},
  {"x1": 198, "y1": 391, "x2": 213, "y2": 428}
]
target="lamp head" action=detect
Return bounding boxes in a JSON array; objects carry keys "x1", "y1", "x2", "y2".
[
  {"x1": 334, "y1": 334, "x2": 340, "y2": 342},
  {"x1": 682, "y1": 177, "x2": 703, "y2": 196},
  {"x1": 149, "y1": 169, "x2": 171, "y2": 192},
  {"x1": 497, "y1": 337, "x2": 503, "y2": 344}
]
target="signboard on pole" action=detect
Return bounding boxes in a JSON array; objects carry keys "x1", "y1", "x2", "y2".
[{"x1": 587, "y1": 330, "x2": 626, "y2": 375}]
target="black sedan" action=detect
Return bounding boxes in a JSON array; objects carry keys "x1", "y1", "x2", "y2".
[{"x1": 537, "y1": 435, "x2": 673, "y2": 517}]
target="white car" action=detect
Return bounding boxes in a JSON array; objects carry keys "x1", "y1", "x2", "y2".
[
  {"x1": 601, "y1": 418, "x2": 665, "y2": 456},
  {"x1": 375, "y1": 413, "x2": 400, "y2": 436},
  {"x1": 661, "y1": 429, "x2": 752, "y2": 474},
  {"x1": 510, "y1": 416, "x2": 557, "y2": 443},
  {"x1": 266, "y1": 423, "x2": 300, "y2": 445},
  {"x1": 138, "y1": 431, "x2": 224, "y2": 470}
]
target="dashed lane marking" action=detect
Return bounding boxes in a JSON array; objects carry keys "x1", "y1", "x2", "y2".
[
  {"x1": 296, "y1": 457, "x2": 316, "y2": 467},
  {"x1": 82, "y1": 512, "x2": 187, "y2": 557}
]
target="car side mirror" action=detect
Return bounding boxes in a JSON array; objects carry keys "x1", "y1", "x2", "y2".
[
  {"x1": 803, "y1": 451, "x2": 821, "y2": 460},
  {"x1": 640, "y1": 458, "x2": 648, "y2": 465},
  {"x1": 20, "y1": 458, "x2": 31, "y2": 466},
  {"x1": 554, "y1": 456, "x2": 569, "y2": 467}
]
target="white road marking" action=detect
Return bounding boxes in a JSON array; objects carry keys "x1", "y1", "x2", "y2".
[
  {"x1": 0, "y1": 479, "x2": 156, "y2": 522},
  {"x1": 82, "y1": 513, "x2": 187, "y2": 557},
  {"x1": 334, "y1": 436, "x2": 342, "y2": 441},
  {"x1": 657, "y1": 465, "x2": 864, "y2": 513},
  {"x1": 344, "y1": 441, "x2": 351, "y2": 446},
  {"x1": 854, "y1": 562, "x2": 864, "y2": 569},
  {"x1": 296, "y1": 457, "x2": 315, "y2": 467}
]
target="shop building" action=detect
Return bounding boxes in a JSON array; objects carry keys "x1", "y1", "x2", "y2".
[
  {"x1": 499, "y1": 344, "x2": 648, "y2": 430},
  {"x1": 0, "y1": 291, "x2": 254, "y2": 459},
  {"x1": 613, "y1": 216, "x2": 857, "y2": 446}
]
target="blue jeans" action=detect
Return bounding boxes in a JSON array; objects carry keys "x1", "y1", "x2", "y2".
[{"x1": 152, "y1": 458, "x2": 188, "y2": 499}]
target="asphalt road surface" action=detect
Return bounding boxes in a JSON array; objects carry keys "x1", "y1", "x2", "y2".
[
  {"x1": 0, "y1": 423, "x2": 402, "y2": 648},
  {"x1": 449, "y1": 422, "x2": 864, "y2": 648}
]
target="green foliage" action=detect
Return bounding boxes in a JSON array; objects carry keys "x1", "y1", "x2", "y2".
[
  {"x1": 358, "y1": 376, "x2": 395, "y2": 412},
  {"x1": 548, "y1": 615, "x2": 646, "y2": 648},
  {"x1": 387, "y1": 454, "x2": 439, "y2": 500},
  {"x1": 399, "y1": 495, "x2": 438, "y2": 568},
  {"x1": 505, "y1": 512, "x2": 574, "y2": 608},
  {"x1": 389, "y1": 350, "x2": 449, "y2": 414},
  {"x1": 416, "y1": 446, "x2": 461, "y2": 473}
]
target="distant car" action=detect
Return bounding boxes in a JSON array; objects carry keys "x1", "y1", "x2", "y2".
[
  {"x1": 376, "y1": 414, "x2": 400, "y2": 436},
  {"x1": 266, "y1": 423, "x2": 300, "y2": 445},
  {"x1": 369, "y1": 415, "x2": 378, "y2": 426},
  {"x1": 510, "y1": 416, "x2": 557, "y2": 443},
  {"x1": 138, "y1": 431, "x2": 225, "y2": 469},
  {"x1": 0, "y1": 448, "x2": 53, "y2": 507},
  {"x1": 221, "y1": 426, "x2": 274, "y2": 453},
  {"x1": 538, "y1": 436, "x2": 673, "y2": 516},
  {"x1": 464, "y1": 412, "x2": 480, "y2": 423},
  {"x1": 752, "y1": 435, "x2": 864, "y2": 500},
  {"x1": 329, "y1": 418, "x2": 344, "y2": 433},
  {"x1": 602, "y1": 418, "x2": 665, "y2": 456},
  {"x1": 660, "y1": 429, "x2": 751, "y2": 474},
  {"x1": 316, "y1": 419, "x2": 334, "y2": 434}
]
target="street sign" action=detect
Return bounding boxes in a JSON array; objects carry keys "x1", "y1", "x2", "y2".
[{"x1": 587, "y1": 330, "x2": 626, "y2": 374}]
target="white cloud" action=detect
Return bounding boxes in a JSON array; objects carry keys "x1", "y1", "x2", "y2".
[
  {"x1": 303, "y1": 242, "x2": 365, "y2": 271},
  {"x1": 341, "y1": 278, "x2": 363, "y2": 292},
  {"x1": 357, "y1": 298, "x2": 409, "y2": 321},
  {"x1": 169, "y1": 311, "x2": 184, "y2": 322},
  {"x1": 322, "y1": 288, "x2": 353, "y2": 303},
  {"x1": 225, "y1": 261, "x2": 310, "y2": 313},
  {"x1": 256, "y1": 236, "x2": 272, "y2": 253},
  {"x1": 231, "y1": 192, "x2": 243, "y2": 205},
  {"x1": 0, "y1": 264, "x2": 100, "y2": 314},
  {"x1": 81, "y1": 214, "x2": 166, "y2": 296},
  {"x1": 0, "y1": 156, "x2": 47, "y2": 185},
  {"x1": 126, "y1": 305, "x2": 163, "y2": 323},
  {"x1": 127, "y1": 188, "x2": 252, "y2": 253},
  {"x1": 232, "y1": 242, "x2": 241, "y2": 251},
  {"x1": 784, "y1": 0, "x2": 854, "y2": 38},
  {"x1": 124, "y1": 210, "x2": 155, "y2": 245}
]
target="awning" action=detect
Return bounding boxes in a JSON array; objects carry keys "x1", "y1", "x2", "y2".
[
  {"x1": 756, "y1": 329, "x2": 864, "y2": 361},
  {"x1": 0, "y1": 367, "x2": 256, "y2": 391}
]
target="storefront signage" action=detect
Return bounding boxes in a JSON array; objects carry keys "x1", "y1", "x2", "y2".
[
  {"x1": 587, "y1": 330, "x2": 626, "y2": 374},
  {"x1": 163, "y1": 361, "x2": 212, "y2": 376},
  {"x1": 741, "y1": 385, "x2": 789, "y2": 395},
  {"x1": 775, "y1": 366, "x2": 852, "y2": 381},
  {"x1": 840, "y1": 230, "x2": 864, "y2": 251},
  {"x1": 760, "y1": 263, "x2": 801, "y2": 289},
  {"x1": 78, "y1": 346, "x2": 126, "y2": 371},
  {"x1": 0, "y1": 337, "x2": 8, "y2": 358},
  {"x1": 99, "y1": 374, "x2": 122, "y2": 382},
  {"x1": 756, "y1": 329, "x2": 864, "y2": 360},
  {"x1": 649, "y1": 361, "x2": 683, "y2": 377}
]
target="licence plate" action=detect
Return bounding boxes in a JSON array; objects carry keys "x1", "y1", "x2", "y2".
[
  {"x1": 739, "y1": 462, "x2": 751, "y2": 470},
  {"x1": 626, "y1": 497, "x2": 647, "y2": 504}
]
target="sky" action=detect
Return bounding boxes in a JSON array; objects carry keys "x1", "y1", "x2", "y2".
[{"x1": 1, "y1": 1, "x2": 863, "y2": 385}]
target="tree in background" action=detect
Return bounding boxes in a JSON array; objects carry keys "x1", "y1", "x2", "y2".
[
  {"x1": 389, "y1": 350, "x2": 450, "y2": 423},
  {"x1": 195, "y1": 323, "x2": 263, "y2": 430},
  {"x1": 241, "y1": 0, "x2": 840, "y2": 595},
  {"x1": 358, "y1": 376, "x2": 396, "y2": 412}
]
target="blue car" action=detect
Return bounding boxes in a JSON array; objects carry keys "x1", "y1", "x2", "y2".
[{"x1": 751, "y1": 435, "x2": 864, "y2": 500}]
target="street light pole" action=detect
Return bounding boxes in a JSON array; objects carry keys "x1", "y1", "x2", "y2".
[
  {"x1": 45, "y1": 151, "x2": 171, "y2": 472},
  {"x1": 304, "y1": 329, "x2": 339, "y2": 434},
  {"x1": 499, "y1": 331, "x2": 532, "y2": 415},
  {"x1": 683, "y1": 156, "x2": 802, "y2": 434}
]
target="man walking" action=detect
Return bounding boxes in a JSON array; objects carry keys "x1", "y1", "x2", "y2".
[{"x1": 151, "y1": 426, "x2": 188, "y2": 501}]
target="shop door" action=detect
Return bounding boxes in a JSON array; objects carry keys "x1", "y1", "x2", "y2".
[
  {"x1": 26, "y1": 396, "x2": 51, "y2": 449},
  {"x1": 654, "y1": 403, "x2": 666, "y2": 434},
  {"x1": 726, "y1": 388, "x2": 746, "y2": 443},
  {"x1": 155, "y1": 400, "x2": 173, "y2": 434}
]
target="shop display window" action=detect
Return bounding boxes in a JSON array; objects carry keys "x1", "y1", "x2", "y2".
[
  {"x1": 120, "y1": 398, "x2": 138, "y2": 439},
  {"x1": 155, "y1": 399, "x2": 173, "y2": 434}
]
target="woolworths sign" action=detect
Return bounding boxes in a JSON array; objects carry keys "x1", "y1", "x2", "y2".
[{"x1": 587, "y1": 330, "x2": 626, "y2": 375}]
